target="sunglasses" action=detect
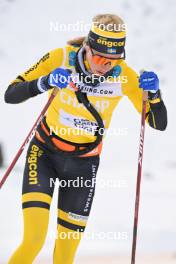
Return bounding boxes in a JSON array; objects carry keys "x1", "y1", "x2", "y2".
[{"x1": 90, "y1": 48, "x2": 125, "y2": 66}]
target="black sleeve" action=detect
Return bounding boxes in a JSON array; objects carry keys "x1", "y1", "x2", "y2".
[
  {"x1": 4, "y1": 78, "x2": 42, "y2": 104},
  {"x1": 147, "y1": 100, "x2": 167, "y2": 131}
]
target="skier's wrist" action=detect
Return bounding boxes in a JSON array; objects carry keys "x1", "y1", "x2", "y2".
[
  {"x1": 37, "y1": 75, "x2": 52, "y2": 93},
  {"x1": 148, "y1": 89, "x2": 162, "y2": 104}
]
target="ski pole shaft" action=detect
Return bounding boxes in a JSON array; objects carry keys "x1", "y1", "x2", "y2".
[
  {"x1": 0, "y1": 88, "x2": 58, "y2": 189},
  {"x1": 131, "y1": 91, "x2": 148, "y2": 264}
]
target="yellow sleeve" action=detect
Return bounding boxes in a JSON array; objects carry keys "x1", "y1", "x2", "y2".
[
  {"x1": 11, "y1": 48, "x2": 64, "y2": 83},
  {"x1": 122, "y1": 64, "x2": 150, "y2": 114}
]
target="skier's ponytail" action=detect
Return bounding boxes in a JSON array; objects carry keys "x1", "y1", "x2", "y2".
[{"x1": 67, "y1": 36, "x2": 87, "y2": 47}]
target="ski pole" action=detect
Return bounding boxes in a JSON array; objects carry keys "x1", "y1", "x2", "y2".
[
  {"x1": 131, "y1": 91, "x2": 148, "y2": 264},
  {"x1": 0, "y1": 88, "x2": 58, "y2": 189}
]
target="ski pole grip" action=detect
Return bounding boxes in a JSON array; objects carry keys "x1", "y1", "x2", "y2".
[
  {"x1": 140, "y1": 69, "x2": 148, "y2": 102},
  {"x1": 53, "y1": 87, "x2": 59, "y2": 96},
  {"x1": 143, "y1": 91, "x2": 148, "y2": 101}
]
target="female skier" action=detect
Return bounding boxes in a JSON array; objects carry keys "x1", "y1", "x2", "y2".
[{"x1": 5, "y1": 14, "x2": 167, "y2": 264}]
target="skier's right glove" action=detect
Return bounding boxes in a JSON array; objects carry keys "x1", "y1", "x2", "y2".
[{"x1": 37, "y1": 68, "x2": 72, "y2": 93}]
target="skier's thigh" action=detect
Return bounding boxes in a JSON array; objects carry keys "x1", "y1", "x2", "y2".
[{"x1": 22, "y1": 137, "x2": 57, "y2": 199}]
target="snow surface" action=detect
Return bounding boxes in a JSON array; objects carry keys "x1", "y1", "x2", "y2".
[{"x1": 0, "y1": 0, "x2": 176, "y2": 263}]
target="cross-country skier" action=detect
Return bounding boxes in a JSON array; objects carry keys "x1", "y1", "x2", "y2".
[{"x1": 5, "y1": 14, "x2": 167, "y2": 264}]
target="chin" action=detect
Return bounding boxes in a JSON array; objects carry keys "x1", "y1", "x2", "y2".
[{"x1": 96, "y1": 71, "x2": 107, "y2": 76}]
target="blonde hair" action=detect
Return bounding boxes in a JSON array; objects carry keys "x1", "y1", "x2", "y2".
[{"x1": 67, "y1": 13, "x2": 125, "y2": 46}]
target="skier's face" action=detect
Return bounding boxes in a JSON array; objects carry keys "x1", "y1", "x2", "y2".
[{"x1": 85, "y1": 45, "x2": 122, "y2": 75}]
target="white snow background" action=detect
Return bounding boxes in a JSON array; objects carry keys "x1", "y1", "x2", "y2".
[{"x1": 0, "y1": 0, "x2": 176, "y2": 263}]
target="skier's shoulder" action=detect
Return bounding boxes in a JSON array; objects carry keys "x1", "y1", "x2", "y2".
[
  {"x1": 47, "y1": 45, "x2": 79, "y2": 68},
  {"x1": 120, "y1": 60, "x2": 138, "y2": 78},
  {"x1": 120, "y1": 61, "x2": 139, "y2": 94}
]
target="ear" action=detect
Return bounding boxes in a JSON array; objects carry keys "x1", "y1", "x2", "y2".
[
  {"x1": 85, "y1": 45, "x2": 92, "y2": 59},
  {"x1": 84, "y1": 43, "x2": 89, "y2": 51}
]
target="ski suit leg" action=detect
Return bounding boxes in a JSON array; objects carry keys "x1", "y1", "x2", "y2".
[
  {"x1": 8, "y1": 138, "x2": 56, "y2": 264},
  {"x1": 53, "y1": 155, "x2": 100, "y2": 264}
]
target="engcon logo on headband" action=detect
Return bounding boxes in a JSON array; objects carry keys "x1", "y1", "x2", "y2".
[
  {"x1": 88, "y1": 31, "x2": 126, "y2": 54},
  {"x1": 97, "y1": 37, "x2": 125, "y2": 48}
]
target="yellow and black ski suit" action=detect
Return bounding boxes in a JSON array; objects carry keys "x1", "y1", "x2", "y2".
[{"x1": 5, "y1": 45, "x2": 167, "y2": 264}]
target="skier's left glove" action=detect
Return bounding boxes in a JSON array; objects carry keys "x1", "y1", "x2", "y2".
[
  {"x1": 139, "y1": 71, "x2": 161, "y2": 102},
  {"x1": 37, "y1": 68, "x2": 72, "y2": 93}
]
